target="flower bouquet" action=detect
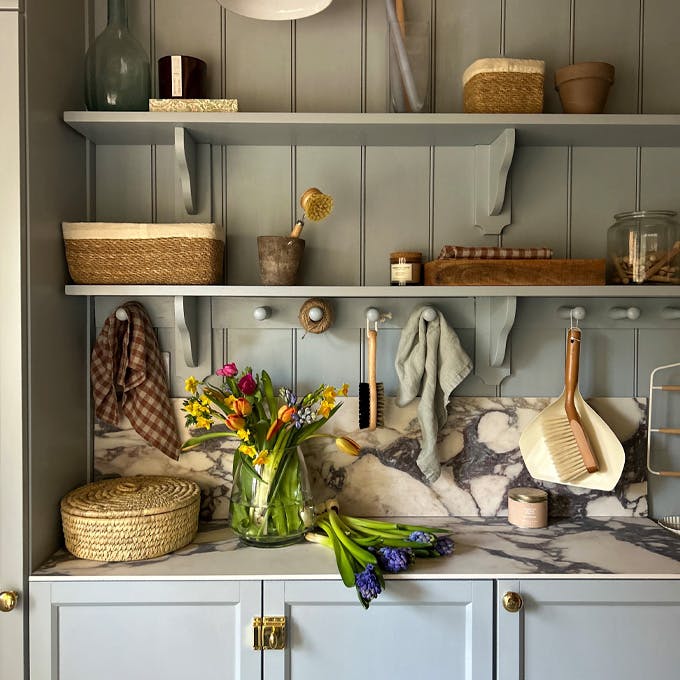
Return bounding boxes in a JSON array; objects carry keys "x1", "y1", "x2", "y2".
[{"x1": 182, "y1": 364, "x2": 355, "y2": 546}]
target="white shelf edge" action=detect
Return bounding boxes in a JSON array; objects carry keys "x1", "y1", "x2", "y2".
[
  {"x1": 64, "y1": 285, "x2": 680, "y2": 298},
  {"x1": 62, "y1": 112, "x2": 680, "y2": 148}
]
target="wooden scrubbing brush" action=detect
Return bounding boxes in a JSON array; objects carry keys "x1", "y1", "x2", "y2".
[
  {"x1": 290, "y1": 187, "x2": 334, "y2": 238},
  {"x1": 359, "y1": 324, "x2": 385, "y2": 430},
  {"x1": 540, "y1": 327, "x2": 599, "y2": 482}
]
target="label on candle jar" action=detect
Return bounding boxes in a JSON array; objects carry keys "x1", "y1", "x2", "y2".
[
  {"x1": 171, "y1": 56, "x2": 183, "y2": 97},
  {"x1": 389, "y1": 252, "x2": 423, "y2": 285}
]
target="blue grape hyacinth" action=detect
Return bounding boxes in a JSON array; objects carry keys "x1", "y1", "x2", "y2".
[
  {"x1": 355, "y1": 564, "x2": 382, "y2": 604},
  {"x1": 373, "y1": 547, "x2": 414, "y2": 573}
]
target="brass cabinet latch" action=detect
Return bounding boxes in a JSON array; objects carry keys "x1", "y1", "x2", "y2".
[{"x1": 253, "y1": 616, "x2": 286, "y2": 650}]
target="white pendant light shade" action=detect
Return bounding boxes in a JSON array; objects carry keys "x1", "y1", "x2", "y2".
[{"x1": 217, "y1": 0, "x2": 333, "y2": 21}]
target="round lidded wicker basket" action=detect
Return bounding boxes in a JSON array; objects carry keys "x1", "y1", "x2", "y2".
[{"x1": 61, "y1": 476, "x2": 201, "y2": 562}]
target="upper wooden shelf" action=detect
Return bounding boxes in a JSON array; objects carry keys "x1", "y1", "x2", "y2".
[
  {"x1": 64, "y1": 284, "x2": 680, "y2": 298},
  {"x1": 62, "y1": 112, "x2": 680, "y2": 148}
]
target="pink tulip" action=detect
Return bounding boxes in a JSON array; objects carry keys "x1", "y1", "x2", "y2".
[{"x1": 216, "y1": 362, "x2": 238, "y2": 377}]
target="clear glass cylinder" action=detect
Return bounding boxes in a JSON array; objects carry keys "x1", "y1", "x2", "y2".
[
  {"x1": 606, "y1": 210, "x2": 680, "y2": 285},
  {"x1": 229, "y1": 446, "x2": 315, "y2": 547},
  {"x1": 85, "y1": 0, "x2": 151, "y2": 111}
]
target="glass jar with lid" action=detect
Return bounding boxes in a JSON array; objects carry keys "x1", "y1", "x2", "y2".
[{"x1": 606, "y1": 210, "x2": 680, "y2": 284}]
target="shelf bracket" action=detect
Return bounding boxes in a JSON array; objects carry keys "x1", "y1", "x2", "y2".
[
  {"x1": 474, "y1": 296, "x2": 517, "y2": 385},
  {"x1": 174, "y1": 296, "x2": 198, "y2": 367},
  {"x1": 474, "y1": 128, "x2": 515, "y2": 235},
  {"x1": 175, "y1": 126, "x2": 198, "y2": 215}
]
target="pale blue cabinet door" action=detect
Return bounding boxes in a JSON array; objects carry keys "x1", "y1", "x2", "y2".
[
  {"x1": 264, "y1": 579, "x2": 494, "y2": 680},
  {"x1": 497, "y1": 579, "x2": 680, "y2": 680},
  {"x1": 30, "y1": 580, "x2": 261, "y2": 680}
]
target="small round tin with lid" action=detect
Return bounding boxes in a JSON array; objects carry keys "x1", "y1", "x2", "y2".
[
  {"x1": 390, "y1": 251, "x2": 422, "y2": 286},
  {"x1": 507, "y1": 487, "x2": 548, "y2": 528}
]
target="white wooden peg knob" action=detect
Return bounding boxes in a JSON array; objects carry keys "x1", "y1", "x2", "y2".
[
  {"x1": 661, "y1": 307, "x2": 680, "y2": 320},
  {"x1": 365, "y1": 307, "x2": 380, "y2": 323},
  {"x1": 557, "y1": 305, "x2": 586, "y2": 320},
  {"x1": 308, "y1": 306, "x2": 324, "y2": 322},
  {"x1": 115, "y1": 308, "x2": 129, "y2": 321},
  {"x1": 421, "y1": 307, "x2": 437, "y2": 322},
  {"x1": 253, "y1": 306, "x2": 272, "y2": 321},
  {"x1": 609, "y1": 306, "x2": 640, "y2": 320}
]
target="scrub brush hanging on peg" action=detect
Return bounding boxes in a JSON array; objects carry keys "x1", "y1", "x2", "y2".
[{"x1": 290, "y1": 187, "x2": 334, "y2": 238}]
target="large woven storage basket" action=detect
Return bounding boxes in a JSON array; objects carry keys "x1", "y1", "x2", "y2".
[
  {"x1": 61, "y1": 476, "x2": 200, "y2": 562},
  {"x1": 463, "y1": 58, "x2": 545, "y2": 113},
  {"x1": 62, "y1": 222, "x2": 225, "y2": 285}
]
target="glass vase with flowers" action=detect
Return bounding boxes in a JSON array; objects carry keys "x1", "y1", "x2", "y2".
[{"x1": 182, "y1": 364, "x2": 355, "y2": 547}]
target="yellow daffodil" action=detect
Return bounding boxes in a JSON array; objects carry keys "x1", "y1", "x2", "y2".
[
  {"x1": 236, "y1": 428, "x2": 250, "y2": 441},
  {"x1": 339, "y1": 383, "x2": 349, "y2": 396},
  {"x1": 225, "y1": 394, "x2": 236, "y2": 409},
  {"x1": 318, "y1": 400, "x2": 333, "y2": 418},
  {"x1": 239, "y1": 443, "x2": 257, "y2": 459},
  {"x1": 196, "y1": 416, "x2": 212, "y2": 430},
  {"x1": 200, "y1": 395, "x2": 211, "y2": 406},
  {"x1": 253, "y1": 450, "x2": 269, "y2": 465},
  {"x1": 322, "y1": 386, "x2": 337, "y2": 401},
  {"x1": 184, "y1": 376, "x2": 199, "y2": 394}
]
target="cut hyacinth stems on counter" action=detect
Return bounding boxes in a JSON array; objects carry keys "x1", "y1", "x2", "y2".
[{"x1": 306, "y1": 504, "x2": 454, "y2": 608}]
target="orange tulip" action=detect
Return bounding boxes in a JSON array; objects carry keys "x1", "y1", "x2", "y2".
[
  {"x1": 225, "y1": 414, "x2": 245, "y2": 431},
  {"x1": 266, "y1": 419, "x2": 284, "y2": 441},
  {"x1": 278, "y1": 405, "x2": 295, "y2": 422},
  {"x1": 232, "y1": 397, "x2": 252, "y2": 417}
]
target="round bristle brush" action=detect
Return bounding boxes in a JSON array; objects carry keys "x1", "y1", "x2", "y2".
[{"x1": 290, "y1": 187, "x2": 334, "y2": 237}]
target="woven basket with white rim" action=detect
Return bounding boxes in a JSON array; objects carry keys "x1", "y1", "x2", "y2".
[
  {"x1": 60, "y1": 476, "x2": 200, "y2": 562},
  {"x1": 463, "y1": 58, "x2": 545, "y2": 113},
  {"x1": 62, "y1": 222, "x2": 225, "y2": 285}
]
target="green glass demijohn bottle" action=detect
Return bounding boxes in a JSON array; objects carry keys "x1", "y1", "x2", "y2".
[{"x1": 85, "y1": 0, "x2": 150, "y2": 111}]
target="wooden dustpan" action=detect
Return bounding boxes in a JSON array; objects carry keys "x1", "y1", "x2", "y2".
[{"x1": 519, "y1": 329, "x2": 625, "y2": 491}]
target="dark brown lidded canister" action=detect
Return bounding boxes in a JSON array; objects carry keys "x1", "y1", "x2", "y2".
[
  {"x1": 390, "y1": 251, "x2": 423, "y2": 286},
  {"x1": 158, "y1": 55, "x2": 207, "y2": 99}
]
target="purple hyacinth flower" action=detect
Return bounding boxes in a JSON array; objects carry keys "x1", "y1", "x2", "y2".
[
  {"x1": 355, "y1": 563, "x2": 381, "y2": 603},
  {"x1": 433, "y1": 536, "x2": 455, "y2": 556},
  {"x1": 407, "y1": 530, "x2": 434, "y2": 544},
  {"x1": 374, "y1": 547, "x2": 413, "y2": 573}
]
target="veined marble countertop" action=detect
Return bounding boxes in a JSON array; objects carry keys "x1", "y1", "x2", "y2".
[{"x1": 31, "y1": 517, "x2": 680, "y2": 581}]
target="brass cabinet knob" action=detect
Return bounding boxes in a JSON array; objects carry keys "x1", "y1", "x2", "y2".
[
  {"x1": 0, "y1": 591, "x2": 19, "y2": 613},
  {"x1": 502, "y1": 591, "x2": 523, "y2": 613}
]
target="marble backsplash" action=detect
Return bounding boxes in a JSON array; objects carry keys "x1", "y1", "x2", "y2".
[{"x1": 94, "y1": 396, "x2": 648, "y2": 521}]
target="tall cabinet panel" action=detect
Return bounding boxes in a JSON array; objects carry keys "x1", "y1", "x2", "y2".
[{"x1": 0, "y1": 10, "x2": 26, "y2": 680}]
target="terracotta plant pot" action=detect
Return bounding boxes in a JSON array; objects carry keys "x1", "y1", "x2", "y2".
[
  {"x1": 257, "y1": 236, "x2": 305, "y2": 285},
  {"x1": 555, "y1": 61, "x2": 615, "y2": 114}
]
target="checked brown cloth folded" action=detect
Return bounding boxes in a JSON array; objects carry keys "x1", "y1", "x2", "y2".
[
  {"x1": 91, "y1": 301, "x2": 181, "y2": 459},
  {"x1": 438, "y1": 245, "x2": 553, "y2": 260}
]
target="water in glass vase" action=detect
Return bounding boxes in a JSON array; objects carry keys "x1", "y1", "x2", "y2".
[
  {"x1": 85, "y1": 0, "x2": 150, "y2": 111},
  {"x1": 230, "y1": 446, "x2": 315, "y2": 547}
]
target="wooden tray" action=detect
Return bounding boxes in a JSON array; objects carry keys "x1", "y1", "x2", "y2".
[{"x1": 424, "y1": 258, "x2": 606, "y2": 286}]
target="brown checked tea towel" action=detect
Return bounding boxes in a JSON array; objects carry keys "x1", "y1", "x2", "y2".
[{"x1": 91, "y1": 301, "x2": 181, "y2": 459}]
